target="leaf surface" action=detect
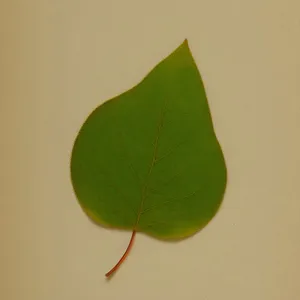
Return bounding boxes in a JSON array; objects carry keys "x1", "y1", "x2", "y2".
[{"x1": 70, "y1": 39, "x2": 227, "y2": 277}]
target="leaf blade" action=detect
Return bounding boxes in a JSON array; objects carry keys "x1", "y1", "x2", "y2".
[{"x1": 71, "y1": 39, "x2": 227, "y2": 240}]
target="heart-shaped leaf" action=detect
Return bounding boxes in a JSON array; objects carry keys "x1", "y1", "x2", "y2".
[{"x1": 70, "y1": 39, "x2": 227, "y2": 278}]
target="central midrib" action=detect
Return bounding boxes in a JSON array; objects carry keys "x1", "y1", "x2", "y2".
[{"x1": 134, "y1": 102, "x2": 168, "y2": 229}]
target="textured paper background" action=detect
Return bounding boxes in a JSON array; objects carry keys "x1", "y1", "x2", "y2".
[{"x1": 1, "y1": 1, "x2": 300, "y2": 299}]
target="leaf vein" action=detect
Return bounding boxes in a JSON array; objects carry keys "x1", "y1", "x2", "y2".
[
  {"x1": 141, "y1": 187, "x2": 202, "y2": 215},
  {"x1": 134, "y1": 98, "x2": 169, "y2": 227}
]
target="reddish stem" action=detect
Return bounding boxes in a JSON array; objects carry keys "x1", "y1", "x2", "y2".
[{"x1": 105, "y1": 230, "x2": 136, "y2": 278}]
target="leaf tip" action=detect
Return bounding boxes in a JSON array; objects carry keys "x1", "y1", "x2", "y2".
[{"x1": 178, "y1": 38, "x2": 192, "y2": 54}]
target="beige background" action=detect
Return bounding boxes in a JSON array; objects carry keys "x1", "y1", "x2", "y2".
[{"x1": 1, "y1": 0, "x2": 300, "y2": 299}]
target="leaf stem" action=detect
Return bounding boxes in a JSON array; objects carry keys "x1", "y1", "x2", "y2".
[{"x1": 105, "y1": 230, "x2": 136, "y2": 278}]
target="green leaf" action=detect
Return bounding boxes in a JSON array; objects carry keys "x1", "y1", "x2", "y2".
[{"x1": 70, "y1": 39, "x2": 227, "y2": 277}]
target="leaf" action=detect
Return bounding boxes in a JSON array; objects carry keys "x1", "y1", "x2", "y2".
[{"x1": 70, "y1": 39, "x2": 227, "y2": 278}]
